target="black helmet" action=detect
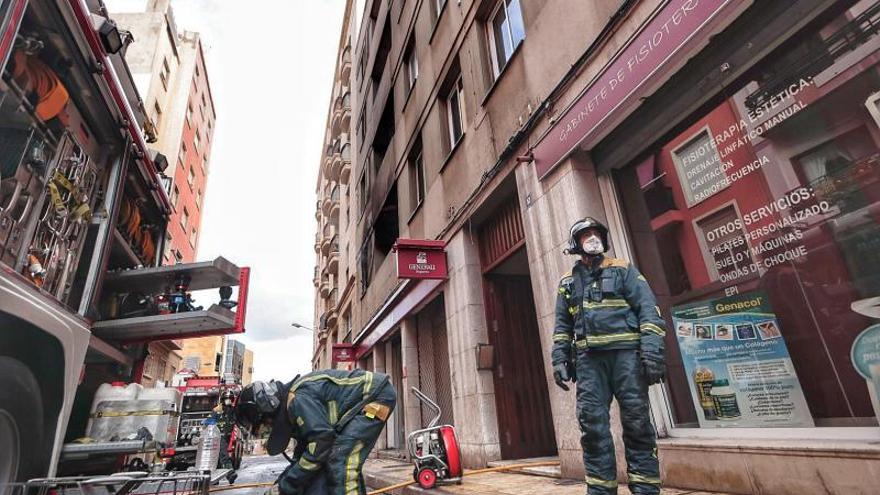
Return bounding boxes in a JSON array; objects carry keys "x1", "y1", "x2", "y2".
[
  {"x1": 234, "y1": 380, "x2": 282, "y2": 434},
  {"x1": 566, "y1": 217, "x2": 609, "y2": 255},
  {"x1": 220, "y1": 388, "x2": 236, "y2": 406}
]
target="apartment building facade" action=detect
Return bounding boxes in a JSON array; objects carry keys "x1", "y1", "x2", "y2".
[
  {"x1": 313, "y1": 0, "x2": 357, "y2": 369},
  {"x1": 315, "y1": 1, "x2": 880, "y2": 493},
  {"x1": 111, "y1": 0, "x2": 218, "y2": 385}
]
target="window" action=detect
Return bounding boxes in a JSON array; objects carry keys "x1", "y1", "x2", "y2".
[
  {"x1": 404, "y1": 40, "x2": 418, "y2": 95},
  {"x1": 358, "y1": 169, "x2": 369, "y2": 214},
  {"x1": 196, "y1": 189, "x2": 202, "y2": 208},
  {"x1": 186, "y1": 103, "x2": 193, "y2": 127},
  {"x1": 164, "y1": 232, "x2": 173, "y2": 259},
  {"x1": 151, "y1": 102, "x2": 163, "y2": 130},
  {"x1": 187, "y1": 166, "x2": 195, "y2": 188},
  {"x1": 194, "y1": 130, "x2": 201, "y2": 152},
  {"x1": 189, "y1": 228, "x2": 197, "y2": 247},
  {"x1": 443, "y1": 75, "x2": 465, "y2": 150},
  {"x1": 614, "y1": 6, "x2": 880, "y2": 432},
  {"x1": 181, "y1": 208, "x2": 189, "y2": 229},
  {"x1": 203, "y1": 154, "x2": 209, "y2": 173},
  {"x1": 159, "y1": 57, "x2": 170, "y2": 90},
  {"x1": 178, "y1": 142, "x2": 187, "y2": 164},
  {"x1": 408, "y1": 145, "x2": 425, "y2": 213},
  {"x1": 170, "y1": 185, "x2": 180, "y2": 208},
  {"x1": 488, "y1": 0, "x2": 525, "y2": 77},
  {"x1": 432, "y1": 0, "x2": 447, "y2": 21}
]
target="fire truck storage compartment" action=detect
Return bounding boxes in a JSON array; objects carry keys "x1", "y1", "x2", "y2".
[
  {"x1": 93, "y1": 257, "x2": 245, "y2": 341},
  {"x1": 0, "y1": 1, "x2": 165, "y2": 312}
]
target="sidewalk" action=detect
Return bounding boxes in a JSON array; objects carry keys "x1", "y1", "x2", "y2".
[{"x1": 363, "y1": 457, "x2": 729, "y2": 495}]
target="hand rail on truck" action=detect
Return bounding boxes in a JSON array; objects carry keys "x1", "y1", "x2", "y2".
[{"x1": 9, "y1": 471, "x2": 211, "y2": 495}]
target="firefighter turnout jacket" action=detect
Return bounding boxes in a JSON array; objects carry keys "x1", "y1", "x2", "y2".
[
  {"x1": 552, "y1": 255, "x2": 666, "y2": 364},
  {"x1": 276, "y1": 369, "x2": 394, "y2": 494}
]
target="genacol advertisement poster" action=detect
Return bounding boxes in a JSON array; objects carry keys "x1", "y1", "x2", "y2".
[{"x1": 672, "y1": 290, "x2": 814, "y2": 428}]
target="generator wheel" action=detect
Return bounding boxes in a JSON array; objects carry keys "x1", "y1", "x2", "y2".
[
  {"x1": 232, "y1": 440, "x2": 244, "y2": 470},
  {"x1": 417, "y1": 468, "x2": 437, "y2": 489}
]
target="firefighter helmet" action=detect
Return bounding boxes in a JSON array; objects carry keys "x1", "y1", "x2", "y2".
[
  {"x1": 566, "y1": 217, "x2": 609, "y2": 255},
  {"x1": 234, "y1": 380, "x2": 281, "y2": 434}
]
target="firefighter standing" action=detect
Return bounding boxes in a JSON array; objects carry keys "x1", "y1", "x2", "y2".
[
  {"x1": 233, "y1": 369, "x2": 396, "y2": 495},
  {"x1": 552, "y1": 217, "x2": 666, "y2": 495}
]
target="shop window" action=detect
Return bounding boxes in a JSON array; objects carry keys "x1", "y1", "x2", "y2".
[
  {"x1": 488, "y1": 0, "x2": 525, "y2": 78},
  {"x1": 615, "y1": 6, "x2": 880, "y2": 431}
]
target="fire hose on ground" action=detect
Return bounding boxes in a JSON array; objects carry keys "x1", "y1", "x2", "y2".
[{"x1": 206, "y1": 460, "x2": 561, "y2": 495}]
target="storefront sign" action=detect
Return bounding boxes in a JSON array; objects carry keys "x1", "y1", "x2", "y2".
[
  {"x1": 332, "y1": 343, "x2": 357, "y2": 364},
  {"x1": 533, "y1": 0, "x2": 744, "y2": 178},
  {"x1": 672, "y1": 290, "x2": 813, "y2": 428},
  {"x1": 394, "y1": 239, "x2": 448, "y2": 280}
]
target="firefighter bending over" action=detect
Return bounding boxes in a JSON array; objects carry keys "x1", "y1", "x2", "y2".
[{"x1": 233, "y1": 369, "x2": 397, "y2": 495}]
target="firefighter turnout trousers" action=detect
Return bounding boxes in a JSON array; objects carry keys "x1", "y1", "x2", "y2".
[{"x1": 576, "y1": 348, "x2": 660, "y2": 495}]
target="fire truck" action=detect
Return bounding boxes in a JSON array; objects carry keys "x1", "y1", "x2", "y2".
[
  {"x1": 0, "y1": 0, "x2": 248, "y2": 484},
  {"x1": 163, "y1": 374, "x2": 246, "y2": 472}
]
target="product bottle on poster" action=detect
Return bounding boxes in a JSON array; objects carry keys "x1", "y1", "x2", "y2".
[
  {"x1": 694, "y1": 367, "x2": 717, "y2": 420},
  {"x1": 710, "y1": 379, "x2": 741, "y2": 420}
]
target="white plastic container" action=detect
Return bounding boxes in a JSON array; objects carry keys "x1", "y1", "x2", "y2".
[
  {"x1": 90, "y1": 382, "x2": 142, "y2": 413},
  {"x1": 139, "y1": 386, "x2": 181, "y2": 403},
  {"x1": 195, "y1": 419, "x2": 221, "y2": 472}
]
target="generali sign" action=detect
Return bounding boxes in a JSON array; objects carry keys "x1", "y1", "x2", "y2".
[
  {"x1": 532, "y1": 0, "x2": 747, "y2": 178},
  {"x1": 332, "y1": 343, "x2": 357, "y2": 364},
  {"x1": 394, "y1": 239, "x2": 448, "y2": 280}
]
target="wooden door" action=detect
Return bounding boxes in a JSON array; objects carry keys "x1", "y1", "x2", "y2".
[{"x1": 484, "y1": 275, "x2": 557, "y2": 459}]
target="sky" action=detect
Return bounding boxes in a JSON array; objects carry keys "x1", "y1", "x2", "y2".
[{"x1": 106, "y1": 0, "x2": 347, "y2": 381}]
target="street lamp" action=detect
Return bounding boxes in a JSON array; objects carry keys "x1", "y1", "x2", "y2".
[{"x1": 291, "y1": 323, "x2": 314, "y2": 332}]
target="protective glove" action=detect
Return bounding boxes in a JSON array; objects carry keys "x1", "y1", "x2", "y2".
[
  {"x1": 640, "y1": 333, "x2": 666, "y2": 385},
  {"x1": 641, "y1": 353, "x2": 666, "y2": 385},
  {"x1": 553, "y1": 361, "x2": 576, "y2": 391}
]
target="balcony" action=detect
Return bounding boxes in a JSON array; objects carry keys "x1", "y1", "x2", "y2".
[
  {"x1": 319, "y1": 272, "x2": 330, "y2": 297},
  {"x1": 326, "y1": 306, "x2": 338, "y2": 328},
  {"x1": 314, "y1": 199, "x2": 322, "y2": 221},
  {"x1": 329, "y1": 140, "x2": 343, "y2": 180},
  {"x1": 340, "y1": 45, "x2": 351, "y2": 80},
  {"x1": 328, "y1": 236, "x2": 339, "y2": 274},
  {"x1": 313, "y1": 265, "x2": 319, "y2": 288},
  {"x1": 329, "y1": 185, "x2": 340, "y2": 218},
  {"x1": 339, "y1": 142, "x2": 352, "y2": 185},
  {"x1": 321, "y1": 223, "x2": 334, "y2": 255},
  {"x1": 322, "y1": 182, "x2": 334, "y2": 215},
  {"x1": 339, "y1": 92, "x2": 351, "y2": 131},
  {"x1": 314, "y1": 231, "x2": 321, "y2": 253},
  {"x1": 744, "y1": 2, "x2": 880, "y2": 112}
]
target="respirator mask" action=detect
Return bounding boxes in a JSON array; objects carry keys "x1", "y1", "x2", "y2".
[{"x1": 581, "y1": 235, "x2": 604, "y2": 255}]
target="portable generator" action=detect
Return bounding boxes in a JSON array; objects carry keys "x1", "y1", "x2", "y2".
[{"x1": 407, "y1": 387, "x2": 463, "y2": 489}]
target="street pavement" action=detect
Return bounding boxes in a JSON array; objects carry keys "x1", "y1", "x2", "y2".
[{"x1": 218, "y1": 455, "x2": 732, "y2": 495}]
